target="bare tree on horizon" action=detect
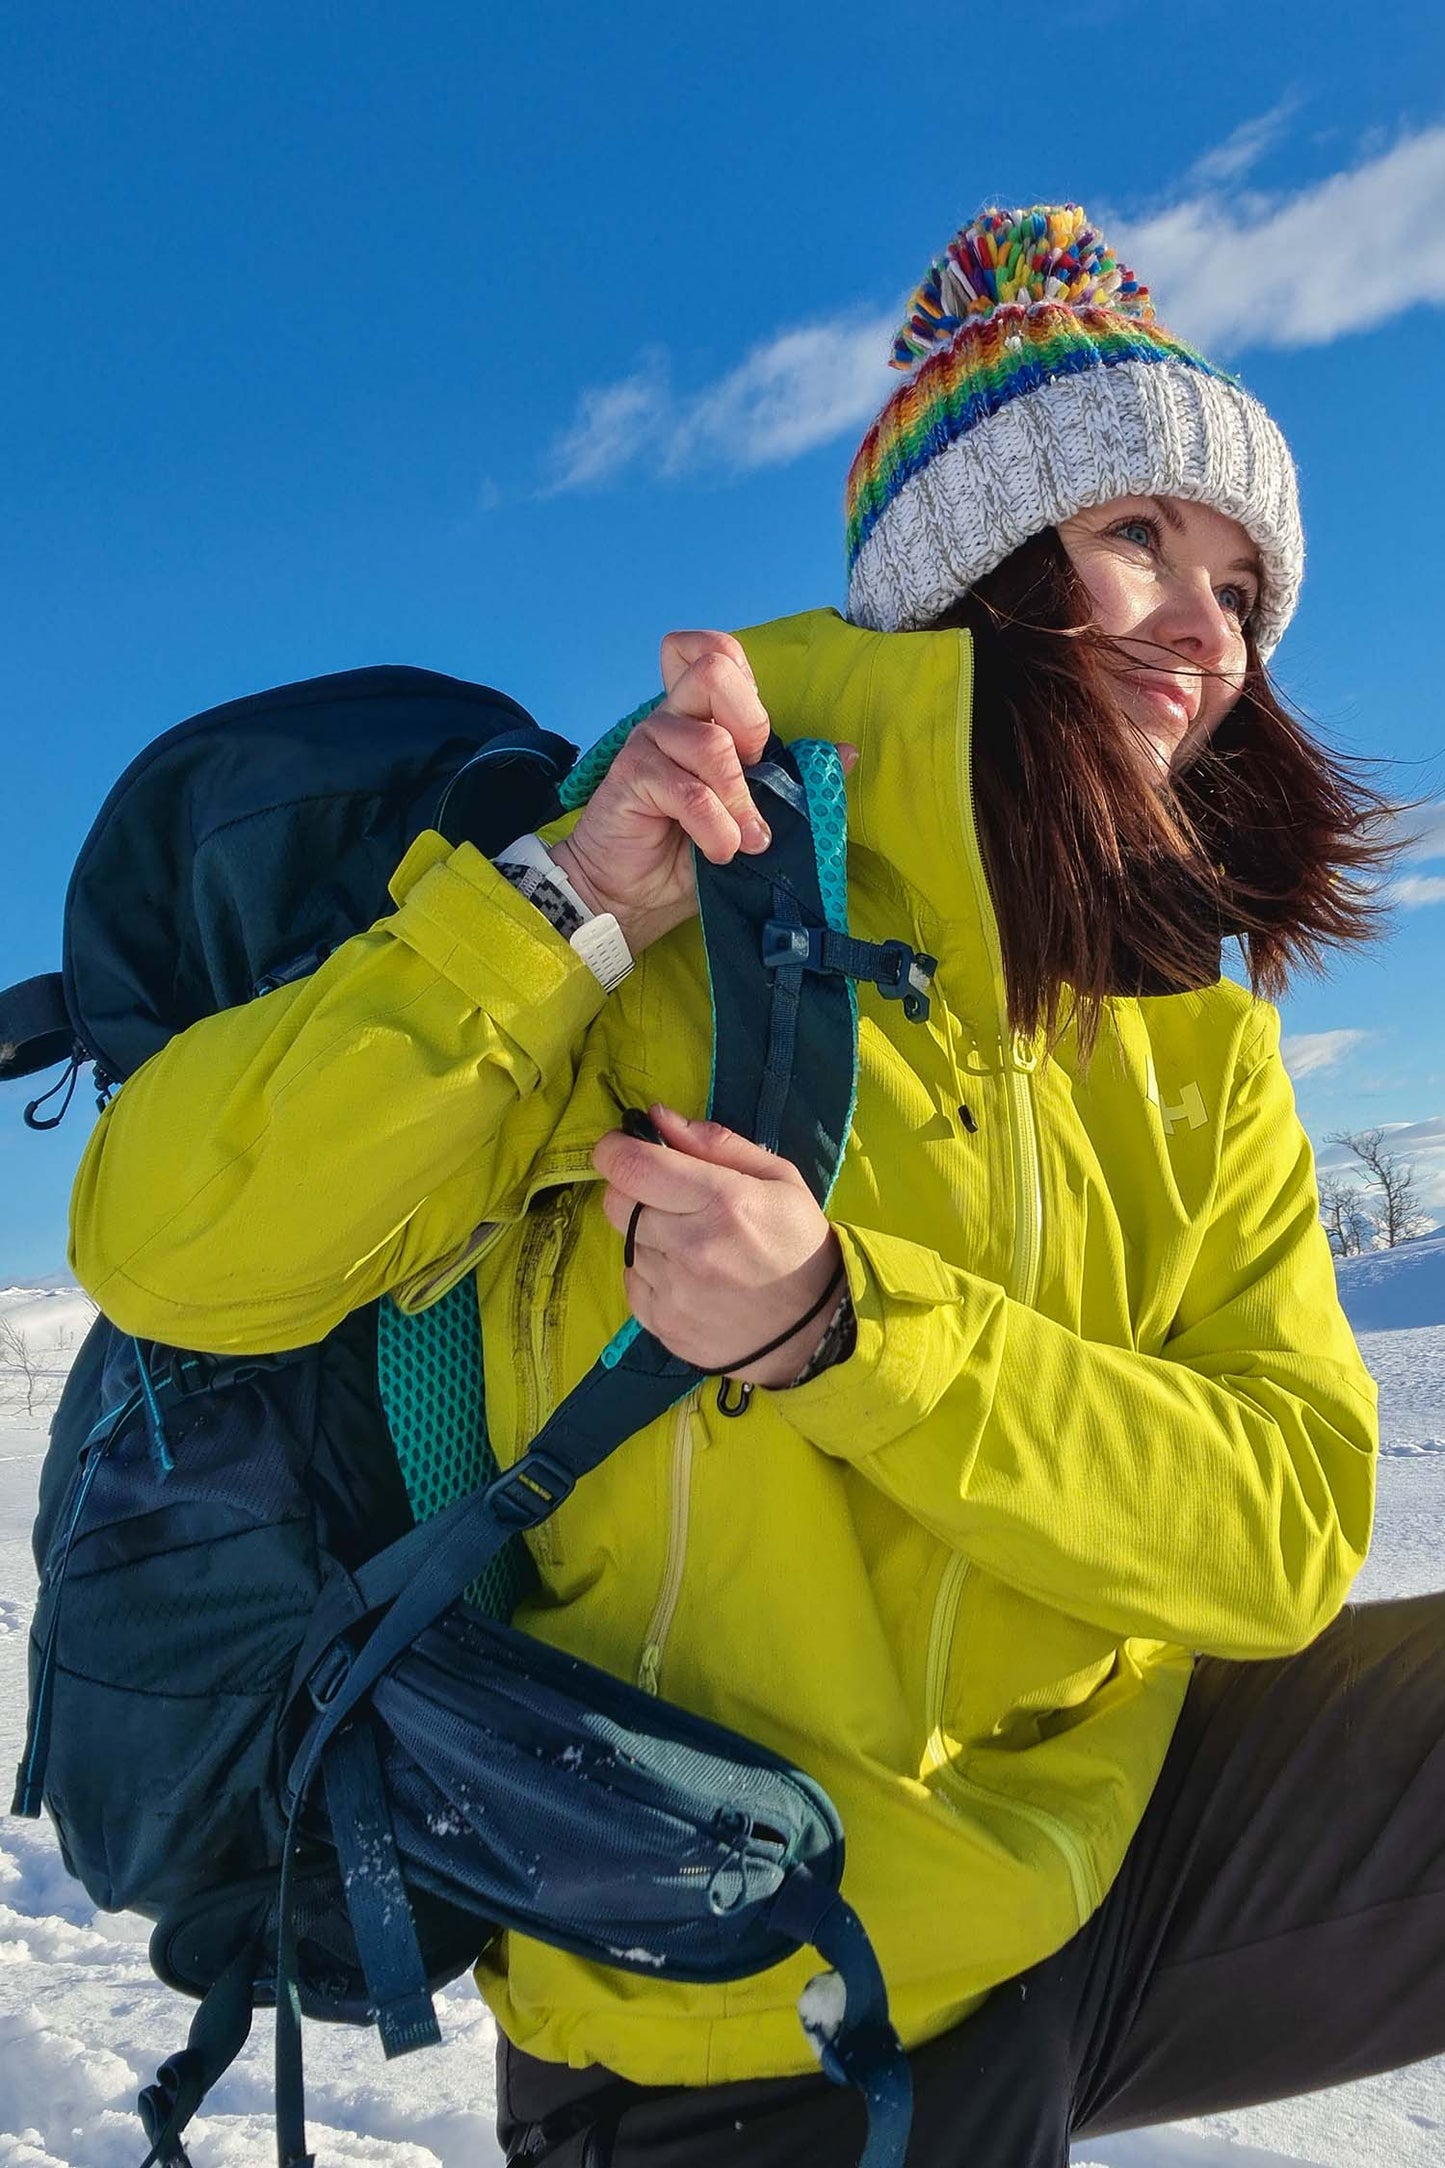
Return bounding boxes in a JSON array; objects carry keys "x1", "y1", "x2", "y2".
[{"x1": 1326, "y1": 1129, "x2": 1434, "y2": 1251}]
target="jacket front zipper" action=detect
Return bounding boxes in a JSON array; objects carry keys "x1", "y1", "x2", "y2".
[
  {"x1": 638, "y1": 1390, "x2": 701, "y2": 1694},
  {"x1": 912, "y1": 646, "x2": 1092, "y2": 1925}
]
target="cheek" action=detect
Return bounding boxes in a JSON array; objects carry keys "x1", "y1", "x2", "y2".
[
  {"x1": 1194, "y1": 659, "x2": 1248, "y2": 746},
  {"x1": 1209, "y1": 647, "x2": 1248, "y2": 714},
  {"x1": 1069, "y1": 555, "x2": 1152, "y2": 639}
]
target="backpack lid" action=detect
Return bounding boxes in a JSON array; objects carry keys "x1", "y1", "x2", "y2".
[{"x1": 50, "y1": 664, "x2": 573, "y2": 1086}]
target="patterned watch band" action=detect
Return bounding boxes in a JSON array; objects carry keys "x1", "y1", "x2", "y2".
[{"x1": 493, "y1": 853, "x2": 588, "y2": 940}]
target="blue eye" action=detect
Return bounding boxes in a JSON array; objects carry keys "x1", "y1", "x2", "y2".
[
  {"x1": 1218, "y1": 582, "x2": 1255, "y2": 622},
  {"x1": 1112, "y1": 517, "x2": 1159, "y2": 550}
]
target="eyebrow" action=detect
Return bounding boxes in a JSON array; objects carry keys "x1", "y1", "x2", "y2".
[{"x1": 1148, "y1": 496, "x2": 1261, "y2": 581}]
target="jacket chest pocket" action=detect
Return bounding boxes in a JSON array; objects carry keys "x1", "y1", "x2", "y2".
[{"x1": 507, "y1": 1184, "x2": 588, "y2": 1564}]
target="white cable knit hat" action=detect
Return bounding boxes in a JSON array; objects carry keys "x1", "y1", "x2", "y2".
[{"x1": 845, "y1": 205, "x2": 1303, "y2": 658}]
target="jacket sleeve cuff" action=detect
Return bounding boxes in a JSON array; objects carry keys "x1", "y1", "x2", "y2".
[
  {"x1": 773, "y1": 1222, "x2": 1002, "y2": 1459},
  {"x1": 386, "y1": 830, "x2": 608, "y2": 1074}
]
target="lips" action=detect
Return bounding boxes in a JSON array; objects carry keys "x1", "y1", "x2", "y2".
[{"x1": 1130, "y1": 674, "x2": 1198, "y2": 729}]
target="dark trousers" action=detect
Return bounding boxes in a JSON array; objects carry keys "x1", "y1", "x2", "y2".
[{"x1": 497, "y1": 1593, "x2": 1445, "y2": 2165}]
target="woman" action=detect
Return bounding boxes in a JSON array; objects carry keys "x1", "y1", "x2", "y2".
[{"x1": 75, "y1": 208, "x2": 1424, "y2": 2166}]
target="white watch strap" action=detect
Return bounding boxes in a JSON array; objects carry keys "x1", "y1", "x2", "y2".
[
  {"x1": 569, "y1": 911, "x2": 633, "y2": 993},
  {"x1": 495, "y1": 833, "x2": 589, "y2": 917},
  {"x1": 494, "y1": 832, "x2": 633, "y2": 991}
]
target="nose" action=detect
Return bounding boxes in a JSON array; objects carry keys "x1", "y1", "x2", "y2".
[{"x1": 1149, "y1": 571, "x2": 1241, "y2": 674}]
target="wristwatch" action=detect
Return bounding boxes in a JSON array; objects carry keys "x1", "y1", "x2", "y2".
[{"x1": 492, "y1": 833, "x2": 634, "y2": 995}]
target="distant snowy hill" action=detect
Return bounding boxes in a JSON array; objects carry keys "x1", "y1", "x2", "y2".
[{"x1": 1335, "y1": 1231, "x2": 1445, "y2": 1333}]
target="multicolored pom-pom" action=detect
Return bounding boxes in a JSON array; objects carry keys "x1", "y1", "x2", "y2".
[{"x1": 889, "y1": 204, "x2": 1154, "y2": 371}]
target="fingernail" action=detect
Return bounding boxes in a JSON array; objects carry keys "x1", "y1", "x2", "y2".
[{"x1": 744, "y1": 819, "x2": 771, "y2": 852}]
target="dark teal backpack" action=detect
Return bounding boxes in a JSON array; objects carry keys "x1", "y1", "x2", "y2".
[{"x1": 0, "y1": 664, "x2": 937, "y2": 2168}]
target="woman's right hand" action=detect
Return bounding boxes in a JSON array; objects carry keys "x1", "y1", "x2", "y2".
[{"x1": 548, "y1": 630, "x2": 776, "y2": 957}]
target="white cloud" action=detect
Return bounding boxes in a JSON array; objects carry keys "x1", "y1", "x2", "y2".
[
  {"x1": 1390, "y1": 801, "x2": 1445, "y2": 861},
  {"x1": 1282, "y1": 1029, "x2": 1370, "y2": 1078},
  {"x1": 542, "y1": 120, "x2": 1445, "y2": 491},
  {"x1": 1116, "y1": 124, "x2": 1445, "y2": 353},
  {"x1": 667, "y1": 315, "x2": 897, "y2": 475},
  {"x1": 545, "y1": 359, "x2": 672, "y2": 492},
  {"x1": 543, "y1": 314, "x2": 894, "y2": 495},
  {"x1": 1394, "y1": 874, "x2": 1445, "y2": 908},
  {"x1": 1183, "y1": 98, "x2": 1299, "y2": 189}
]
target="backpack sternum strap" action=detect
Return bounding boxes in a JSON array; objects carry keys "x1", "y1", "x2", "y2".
[{"x1": 762, "y1": 922, "x2": 937, "y2": 1024}]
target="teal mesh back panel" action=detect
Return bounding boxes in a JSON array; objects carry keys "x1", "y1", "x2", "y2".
[{"x1": 376, "y1": 1283, "x2": 535, "y2": 1620}]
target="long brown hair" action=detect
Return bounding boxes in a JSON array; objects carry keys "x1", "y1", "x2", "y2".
[{"x1": 927, "y1": 529, "x2": 1400, "y2": 1062}]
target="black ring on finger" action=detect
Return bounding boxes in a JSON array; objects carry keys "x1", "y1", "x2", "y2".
[{"x1": 624, "y1": 1200, "x2": 645, "y2": 1269}]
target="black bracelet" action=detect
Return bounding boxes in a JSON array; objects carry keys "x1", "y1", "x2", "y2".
[
  {"x1": 711, "y1": 1260, "x2": 846, "y2": 1376},
  {"x1": 785, "y1": 1290, "x2": 857, "y2": 1385}
]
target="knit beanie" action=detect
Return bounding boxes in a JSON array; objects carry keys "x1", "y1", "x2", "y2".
[{"x1": 845, "y1": 205, "x2": 1303, "y2": 658}]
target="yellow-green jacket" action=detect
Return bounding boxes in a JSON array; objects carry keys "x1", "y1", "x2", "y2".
[{"x1": 71, "y1": 609, "x2": 1378, "y2": 2086}]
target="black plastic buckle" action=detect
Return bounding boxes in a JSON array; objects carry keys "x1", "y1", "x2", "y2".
[
  {"x1": 487, "y1": 1450, "x2": 577, "y2": 1528},
  {"x1": 872, "y1": 941, "x2": 937, "y2": 1023}
]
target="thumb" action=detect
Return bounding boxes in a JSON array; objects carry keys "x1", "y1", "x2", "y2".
[{"x1": 649, "y1": 1103, "x2": 794, "y2": 1181}]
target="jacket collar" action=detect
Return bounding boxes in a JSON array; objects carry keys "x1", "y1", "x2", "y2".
[
  {"x1": 737, "y1": 607, "x2": 1222, "y2": 1036},
  {"x1": 738, "y1": 608, "x2": 1008, "y2": 1045}
]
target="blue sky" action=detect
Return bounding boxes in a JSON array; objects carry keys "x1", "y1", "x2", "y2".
[{"x1": 3, "y1": 2, "x2": 1443, "y2": 1279}]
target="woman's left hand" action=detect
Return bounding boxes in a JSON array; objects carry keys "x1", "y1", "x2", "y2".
[{"x1": 593, "y1": 1105, "x2": 842, "y2": 1387}]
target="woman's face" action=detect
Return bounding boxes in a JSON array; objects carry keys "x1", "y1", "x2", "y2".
[{"x1": 1056, "y1": 495, "x2": 1262, "y2": 783}]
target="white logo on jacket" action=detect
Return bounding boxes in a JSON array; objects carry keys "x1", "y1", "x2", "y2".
[{"x1": 1145, "y1": 1055, "x2": 1208, "y2": 1136}]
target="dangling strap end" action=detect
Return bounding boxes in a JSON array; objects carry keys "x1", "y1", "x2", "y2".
[
  {"x1": 375, "y1": 1991, "x2": 443, "y2": 2060},
  {"x1": 10, "y1": 1769, "x2": 42, "y2": 1818}
]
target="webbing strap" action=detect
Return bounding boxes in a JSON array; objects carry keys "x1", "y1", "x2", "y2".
[
  {"x1": 322, "y1": 1718, "x2": 440, "y2": 2058},
  {"x1": 753, "y1": 886, "x2": 804, "y2": 1155},
  {"x1": 136, "y1": 1940, "x2": 256, "y2": 2168},
  {"x1": 274, "y1": 1794, "x2": 316, "y2": 2168},
  {"x1": 770, "y1": 1870, "x2": 913, "y2": 2168}
]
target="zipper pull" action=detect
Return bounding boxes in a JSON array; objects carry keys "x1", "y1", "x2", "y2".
[{"x1": 638, "y1": 1644, "x2": 661, "y2": 1695}]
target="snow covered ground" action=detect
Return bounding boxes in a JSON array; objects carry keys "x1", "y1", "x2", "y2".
[{"x1": 1, "y1": 1254, "x2": 1443, "y2": 2168}]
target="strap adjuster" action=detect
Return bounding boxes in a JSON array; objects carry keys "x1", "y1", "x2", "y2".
[
  {"x1": 761, "y1": 922, "x2": 814, "y2": 969},
  {"x1": 487, "y1": 1450, "x2": 577, "y2": 1528},
  {"x1": 871, "y1": 940, "x2": 937, "y2": 1021}
]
